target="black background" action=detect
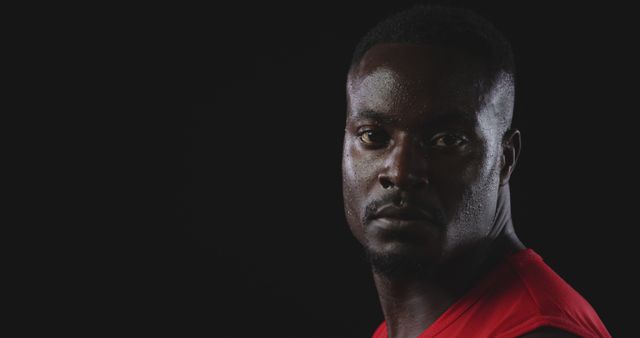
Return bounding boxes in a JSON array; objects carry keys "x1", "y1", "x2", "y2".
[{"x1": 26, "y1": 1, "x2": 635, "y2": 337}]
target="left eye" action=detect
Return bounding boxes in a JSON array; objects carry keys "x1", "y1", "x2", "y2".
[
  {"x1": 358, "y1": 129, "x2": 390, "y2": 146},
  {"x1": 431, "y1": 134, "x2": 467, "y2": 147}
]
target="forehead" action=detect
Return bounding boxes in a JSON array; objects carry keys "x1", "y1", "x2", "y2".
[{"x1": 347, "y1": 43, "x2": 484, "y2": 120}]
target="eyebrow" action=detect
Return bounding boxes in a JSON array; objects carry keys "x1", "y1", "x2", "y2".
[
  {"x1": 352, "y1": 109, "x2": 478, "y2": 128},
  {"x1": 353, "y1": 110, "x2": 400, "y2": 124}
]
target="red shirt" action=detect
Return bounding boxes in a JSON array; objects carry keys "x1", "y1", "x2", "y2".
[{"x1": 371, "y1": 249, "x2": 610, "y2": 338}]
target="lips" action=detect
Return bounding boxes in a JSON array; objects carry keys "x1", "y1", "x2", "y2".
[{"x1": 373, "y1": 205, "x2": 434, "y2": 222}]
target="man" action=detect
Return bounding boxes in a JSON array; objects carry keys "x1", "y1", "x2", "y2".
[{"x1": 342, "y1": 5, "x2": 610, "y2": 338}]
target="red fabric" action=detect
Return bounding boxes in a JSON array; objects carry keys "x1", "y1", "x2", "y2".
[{"x1": 371, "y1": 249, "x2": 610, "y2": 338}]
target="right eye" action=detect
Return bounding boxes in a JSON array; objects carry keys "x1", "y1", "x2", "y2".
[{"x1": 358, "y1": 129, "x2": 390, "y2": 146}]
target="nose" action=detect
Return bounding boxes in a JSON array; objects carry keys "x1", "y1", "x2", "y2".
[{"x1": 378, "y1": 134, "x2": 429, "y2": 191}]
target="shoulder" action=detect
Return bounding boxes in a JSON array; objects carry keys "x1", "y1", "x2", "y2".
[
  {"x1": 519, "y1": 327, "x2": 580, "y2": 338},
  {"x1": 507, "y1": 250, "x2": 590, "y2": 314},
  {"x1": 504, "y1": 250, "x2": 610, "y2": 337}
]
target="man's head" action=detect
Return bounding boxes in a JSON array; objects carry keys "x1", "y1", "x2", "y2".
[{"x1": 342, "y1": 5, "x2": 520, "y2": 278}]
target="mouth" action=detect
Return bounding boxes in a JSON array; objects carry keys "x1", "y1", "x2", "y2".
[
  {"x1": 368, "y1": 204, "x2": 439, "y2": 232},
  {"x1": 373, "y1": 205, "x2": 434, "y2": 222}
]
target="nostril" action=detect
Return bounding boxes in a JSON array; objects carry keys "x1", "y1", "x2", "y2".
[{"x1": 379, "y1": 174, "x2": 428, "y2": 190}]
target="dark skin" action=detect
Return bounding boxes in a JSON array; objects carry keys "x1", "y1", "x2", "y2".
[{"x1": 342, "y1": 43, "x2": 575, "y2": 338}]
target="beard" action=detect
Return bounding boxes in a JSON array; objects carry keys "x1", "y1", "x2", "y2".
[{"x1": 364, "y1": 246, "x2": 437, "y2": 280}]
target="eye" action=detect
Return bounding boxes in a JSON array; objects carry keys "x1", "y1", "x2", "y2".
[
  {"x1": 430, "y1": 133, "x2": 468, "y2": 148},
  {"x1": 358, "y1": 129, "x2": 390, "y2": 146}
]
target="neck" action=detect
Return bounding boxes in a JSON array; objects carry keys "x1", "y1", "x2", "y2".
[{"x1": 372, "y1": 185, "x2": 524, "y2": 338}]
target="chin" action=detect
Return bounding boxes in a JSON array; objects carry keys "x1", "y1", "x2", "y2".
[
  {"x1": 364, "y1": 222, "x2": 441, "y2": 257},
  {"x1": 364, "y1": 238, "x2": 441, "y2": 278}
]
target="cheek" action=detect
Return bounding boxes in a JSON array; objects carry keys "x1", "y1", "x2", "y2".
[
  {"x1": 343, "y1": 141, "x2": 382, "y2": 193},
  {"x1": 429, "y1": 151, "x2": 498, "y2": 218},
  {"x1": 342, "y1": 141, "x2": 379, "y2": 226},
  {"x1": 430, "y1": 153, "x2": 482, "y2": 186}
]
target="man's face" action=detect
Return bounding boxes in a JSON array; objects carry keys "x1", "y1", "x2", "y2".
[{"x1": 343, "y1": 43, "x2": 507, "y2": 272}]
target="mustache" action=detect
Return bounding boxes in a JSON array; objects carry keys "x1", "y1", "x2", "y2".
[{"x1": 363, "y1": 193, "x2": 447, "y2": 226}]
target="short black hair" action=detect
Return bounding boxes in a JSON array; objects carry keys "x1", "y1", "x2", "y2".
[
  {"x1": 350, "y1": 4, "x2": 516, "y2": 133},
  {"x1": 351, "y1": 4, "x2": 515, "y2": 83}
]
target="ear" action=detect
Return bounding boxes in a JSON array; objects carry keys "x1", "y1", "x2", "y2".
[{"x1": 500, "y1": 129, "x2": 521, "y2": 186}]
